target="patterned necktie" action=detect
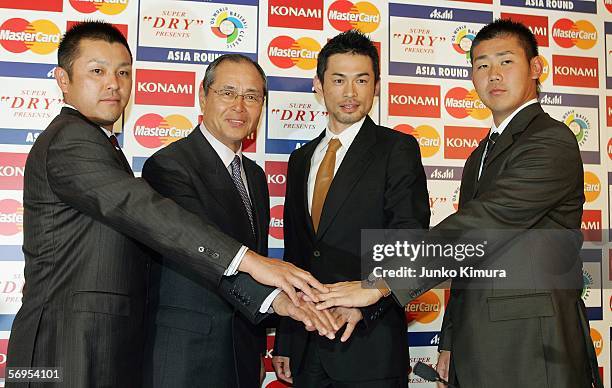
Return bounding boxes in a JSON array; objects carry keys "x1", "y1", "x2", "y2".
[
  {"x1": 230, "y1": 155, "x2": 255, "y2": 238},
  {"x1": 311, "y1": 138, "x2": 342, "y2": 232},
  {"x1": 481, "y1": 131, "x2": 499, "y2": 171},
  {"x1": 109, "y1": 134, "x2": 120, "y2": 149}
]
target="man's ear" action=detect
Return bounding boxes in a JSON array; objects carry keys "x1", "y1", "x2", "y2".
[
  {"x1": 55, "y1": 66, "x2": 70, "y2": 94},
  {"x1": 313, "y1": 76, "x2": 323, "y2": 96},
  {"x1": 198, "y1": 80, "x2": 207, "y2": 111},
  {"x1": 374, "y1": 79, "x2": 380, "y2": 97},
  {"x1": 530, "y1": 55, "x2": 543, "y2": 80}
]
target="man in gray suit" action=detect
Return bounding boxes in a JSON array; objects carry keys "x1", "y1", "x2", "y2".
[
  {"x1": 315, "y1": 19, "x2": 602, "y2": 388},
  {"x1": 6, "y1": 21, "x2": 330, "y2": 388}
]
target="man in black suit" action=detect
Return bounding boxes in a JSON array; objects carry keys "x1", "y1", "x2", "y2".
[
  {"x1": 316, "y1": 20, "x2": 602, "y2": 388},
  {"x1": 6, "y1": 22, "x2": 331, "y2": 388},
  {"x1": 272, "y1": 30, "x2": 430, "y2": 387},
  {"x1": 141, "y1": 55, "x2": 336, "y2": 388}
]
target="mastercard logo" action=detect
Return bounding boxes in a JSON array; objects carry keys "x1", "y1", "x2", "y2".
[
  {"x1": 583, "y1": 172, "x2": 600, "y2": 203},
  {"x1": 394, "y1": 124, "x2": 440, "y2": 158},
  {"x1": 552, "y1": 19, "x2": 597, "y2": 50},
  {"x1": 268, "y1": 36, "x2": 320, "y2": 70},
  {"x1": 590, "y1": 328, "x2": 602, "y2": 357},
  {"x1": 0, "y1": 199, "x2": 23, "y2": 236},
  {"x1": 405, "y1": 290, "x2": 441, "y2": 324},
  {"x1": 133, "y1": 113, "x2": 192, "y2": 149},
  {"x1": 327, "y1": 1, "x2": 380, "y2": 33},
  {"x1": 0, "y1": 18, "x2": 61, "y2": 55},
  {"x1": 445, "y1": 87, "x2": 491, "y2": 120},
  {"x1": 538, "y1": 55, "x2": 550, "y2": 84},
  {"x1": 269, "y1": 204, "x2": 283, "y2": 240},
  {"x1": 69, "y1": 0, "x2": 128, "y2": 15}
]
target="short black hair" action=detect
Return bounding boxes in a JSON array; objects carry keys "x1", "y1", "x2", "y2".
[
  {"x1": 470, "y1": 18, "x2": 539, "y2": 64},
  {"x1": 316, "y1": 29, "x2": 379, "y2": 83},
  {"x1": 58, "y1": 21, "x2": 131, "y2": 78},
  {"x1": 203, "y1": 54, "x2": 267, "y2": 97}
]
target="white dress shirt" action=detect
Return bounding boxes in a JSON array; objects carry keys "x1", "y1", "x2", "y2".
[
  {"x1": 307, "y1": 116, "x2": 366, "y2": 213},
  {"x1": 478, "y1": 99, "x2": 538, "y2": 178}
]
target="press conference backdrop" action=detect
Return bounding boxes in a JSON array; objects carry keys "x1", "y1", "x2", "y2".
[{"x1": 0, "y1": 0, "x2": 610, "y2": 386}]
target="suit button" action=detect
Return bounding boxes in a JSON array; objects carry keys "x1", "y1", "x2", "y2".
[
  {"x1": 313, "y1": 250, "x2": 320, "y2": 257},
  {"x1": 212, "y1": 252, "x2": 220, "y2": 259}
]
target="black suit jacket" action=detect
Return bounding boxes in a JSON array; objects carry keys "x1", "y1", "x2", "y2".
[
  {"x1": 390, "y1": 103, "x2": 600, "y2": 388},
  {"x1": 141, "y1": 128, "x2": 274, "y2": 388},
  {"x1": 6, "y1": 108, "x2": 260, "y2": 387},
  {"x1": 274, "y1": 116, "x2": 430, "y2": 382}
]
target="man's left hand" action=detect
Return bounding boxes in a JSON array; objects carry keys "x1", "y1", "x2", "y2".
[
  {"x1": 316, "y1": 281, "x2": 383, "y2": 309},
  {"x1": 331, "y1": 307, "x2": 363, "y2": 342}
]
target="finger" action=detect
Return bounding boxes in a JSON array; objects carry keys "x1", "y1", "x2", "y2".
[
  {"x1": 341, "y1": 321, "x2": 357, "y2": 342},
  {"x1": 321, "y1": 306, "x2": 340, "y2": 331},
  {"x1": 293, "y1": 270, "x2": 328, "y2": 294},
  {"x1": 288, "y1": 276, "x2": 320, "y2": 303},
  {"x1": 280, "y1": 282, "x2": 300, "y2": 306},
  {"x1": 282, "y1": 359, "x2": 291, "y2": 378},
  {"x1": 315, "y1": 298, "x2": 346, "y2": 310},
  {"x1": 289, "y1": 305, "x2": 313, "y2": 329}
]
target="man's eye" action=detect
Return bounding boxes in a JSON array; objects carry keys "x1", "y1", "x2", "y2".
[
  {"x1": 244, "y1": 95, "x2": 257, "y2": 101},
  {"x1": 222, "y1": 90, "x2": 235, "y2": 96}
]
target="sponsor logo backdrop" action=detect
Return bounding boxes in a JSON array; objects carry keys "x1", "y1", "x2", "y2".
[{"x1": 0, "y1": 0, "x2": 610, "y2": 387}]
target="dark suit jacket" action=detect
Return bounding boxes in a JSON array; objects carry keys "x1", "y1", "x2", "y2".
[
  {"x1": 141, "y1": 128, "x2": 274, "y2": 388},
  {"x1": 6, "y1": 107, "x2": 264, "y2": 387},
  {"x1": 274, "y1": 116, "x2": 430, "y2": 382},
  {"x1": 390, "y1": 103, "x2": 599, "y2": 388}
]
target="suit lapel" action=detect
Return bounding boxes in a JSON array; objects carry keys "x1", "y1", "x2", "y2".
[
  {"x1": 475, "y1": 103, "x2": 544, "y2": 196},
  {"x1": 462, "y1": 140, "x2": 486, "y2": 202},
  {"x1": 186, "y1": 129, "x2": 255, "y2": 245},
  {"x1": 316, "y1": 117, "x2": 376, "y2": 239}
]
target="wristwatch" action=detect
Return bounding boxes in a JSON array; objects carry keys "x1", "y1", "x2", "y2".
[{"x1": 366, "y1": 273, "x2": 391, "y2": 298}]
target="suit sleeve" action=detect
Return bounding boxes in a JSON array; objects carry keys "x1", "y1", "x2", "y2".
[
  {"x1": 360, "y1": 134, "x2": 431, "y2": 326},
  {"x1": 389, "y1": 123, "x2": 583, "y2": 306},
  {"x1": 46, "y1": 121, "x2": 242, "y2": 287},
  {"x1": 142, "y1": 153, "x2": 274, "y2": 324}
]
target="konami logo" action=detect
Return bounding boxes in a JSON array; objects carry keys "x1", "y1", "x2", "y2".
[
  {"x1": 444, "y1": 126, "x2": 488, "y2": 160},
  {"x1": 268, "y1": 36, "x2": 320, "y2": 70},
  {"x1": 67, "y1": 21, "x2": 127, "y2": 39},
  {"x1": 606, "y1": 96, "x2": 612, "y2": 127},
  {"x1": 132, "y1": 114, "x2": 193, "y2": 149},
  {"x1": 327, "y1": 0, "x2": 380, "y2": 33},
  {"x1": 269, "y1": 204, "x2": 283, "y2": 240},
  {"x1": 552, "y1": 55, "x2": 598, "y2": 88},
  {"x1": 444, "y1": 87, "x2": 490, "y2": 120},
  {"x1": 581, "y1": 209, "x2": 601, "y2": 242},
  {"x1": 0, "y1": 152, "x2": 27, "y2": 190},
  {"x1": 0, "y1": 0, "x2": 62, "y2": 11},
  {"x1": 394, "y1": 124, "x2": 440, "y2": 158},
  {"x1": 552, "y1": 19, "x2": 597, "y2": 50},
  {"x1": 583, "y1": 171, "x2": 600, "y2": 203},
  {"x1": 405, "y1": 290, "x2": 441, "y2": 324},
  {"x1": 388, "y1": 83, "x2": 440, "y2": 118},
  {"x1": 265, "y1": 161, "x2": 288, "y2": 197},
  {"x1": 0, "y1": 18, "x2": 61, "y2": 55},
  {"x1": 0, "y1": 199, "x2": 23, "y2": 236},
  {"x1": 69, "y1": 0, "x2": 128, "y2": 15},
  {"x1": 268, "y1": 0, "x2": 323, "y2": 30},
  {"x1": 500, "y1": 13, "x2": 548, "y2": 47},
  {"x1": 135, "y1": 69, "x2": 195, "y2": 107}
]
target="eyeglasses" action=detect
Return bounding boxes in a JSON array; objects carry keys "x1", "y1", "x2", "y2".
[{"x1": 208, "y1": 87, "x2": 265, "y2": 105}]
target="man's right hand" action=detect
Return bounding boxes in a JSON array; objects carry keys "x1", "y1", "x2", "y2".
[
  {"x1": 436, "y1": 350, "x2": 451, "y2": 388},
  {"x1": 272, "y1": 356, "x2": 292, "y2": 384},
  {"x1": 272, "y1": 292, "x2": 338, "y2": 339},
  {"x1": 239, "y1": 250, "x2": 328, "y2": 305}
]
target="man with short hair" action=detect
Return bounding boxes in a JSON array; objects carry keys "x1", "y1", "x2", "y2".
[
  {"x1": 142, "y1": 54, "x2": 336, "y2": 388},
  {"x1": 272, "y1": 30, "x2": 430, "y2": 387},
  {"x1": 316, "y1": 19, "x2": 602, "y2": 388},
  {"x1": 6, "y1": 21, "x2": 329, "y2": 388}
]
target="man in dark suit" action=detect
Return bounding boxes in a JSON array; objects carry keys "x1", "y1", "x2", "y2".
[
  {"x1": 6, "y1": 22, "x2": 330, "y2": 388},
  {"x1": 316, "y1": 20, "x2": 602, "y2": 388},
  {"x1": 141, "y1": 54, "x2": 329, "y2": 388},
  {"x1": 272, "y1": 30, "x2": 430, "y2": 387}
]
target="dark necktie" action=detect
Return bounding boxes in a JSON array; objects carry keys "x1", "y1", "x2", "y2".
[
  {"x1": 481, "y1": 131, "x2": 499, "y2": 170},
  {"x1": 109, "y1": 134, "x2": 120, "y2": 149},
  {"x1": 230, "y1": 155, "x2": 255, "y2": 238}
]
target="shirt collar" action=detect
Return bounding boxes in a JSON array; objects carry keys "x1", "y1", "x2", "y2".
[
  {"x1": 491, "y1": 98, "x2": 538, "y2": 135},
  {"x1": 319, "y1": 116, "x2": 365, "y2": 153},
  {"x1": 199, "y1": 123, "x2": 243, "y2": 169},
  {"x1": 64, "y1": 103, "x2": 113, "y2": 137}
]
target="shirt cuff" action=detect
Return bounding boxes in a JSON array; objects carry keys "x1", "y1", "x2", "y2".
[
  {"x1": 223, "y1": 245, "x2": 248, "y2": 276},
  {"x1": 260, "y1": 288, "x2": 282, "y2": 313}
]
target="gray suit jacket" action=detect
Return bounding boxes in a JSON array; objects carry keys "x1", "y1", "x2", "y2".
[
  {"x1": 389, "y1": 103, "x2": 600, "y2": 388},
  {"x1": 142, "y1": 128, "x2": 274, "y2": 388},
  {"x1": 6, "y1": 108, "x2": 252, "y2": 387}
]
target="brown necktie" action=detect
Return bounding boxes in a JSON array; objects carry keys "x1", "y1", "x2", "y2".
[{"x1": 311, "y1": 138, "x2": 341, "y2": 232}]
